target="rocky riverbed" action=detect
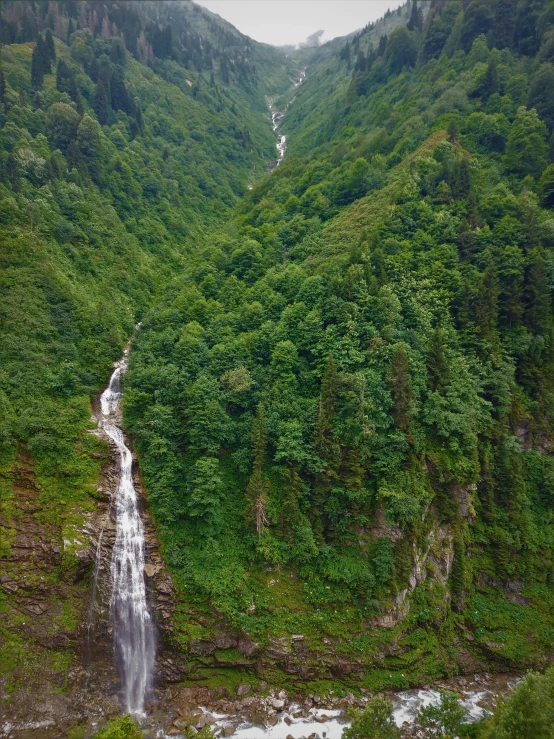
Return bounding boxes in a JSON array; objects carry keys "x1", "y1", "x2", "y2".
[{"x1": 101, "y1": 672, "x2": 517, "y2": 739}]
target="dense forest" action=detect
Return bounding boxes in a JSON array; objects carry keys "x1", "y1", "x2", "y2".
[
  {"x1": 2, "y1": 0, "x2": 554, "y2": 724},
  {"x1": 125, "y1": 0, "x2": 554, "y2": 689},
  {"x1": 0, "y1": 0, "x2": 293, "y2": 697}
]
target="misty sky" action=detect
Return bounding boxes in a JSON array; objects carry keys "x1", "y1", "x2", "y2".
[{"x1": 194, "y1": 1, "x2": 402, "y2": 47}]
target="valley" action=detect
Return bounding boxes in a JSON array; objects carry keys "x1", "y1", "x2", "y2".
[{"x1": 2, "y1": 0, "x2": 554, "y2": 737}]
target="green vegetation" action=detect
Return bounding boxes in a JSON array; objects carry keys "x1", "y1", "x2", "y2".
[
  {"x1": 3, "y1": 0, "x2": 554, "y2": 702},
  {"x1": 343, "y1": 697, "x2": 400, "y2": 739},
  {"x1": 0, "y1": 0, "x2": 294, "y2": 695},
  {"x1": 124, "y1": 0, "x2": 554, "y2": 686},
  {"x1": 91, "y1": 715, "x2": 142, "y2": 739}
]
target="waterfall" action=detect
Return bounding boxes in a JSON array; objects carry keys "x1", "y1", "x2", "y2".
[{"x1": 98, "y1": 348, "x2": 155, "y2": 715}]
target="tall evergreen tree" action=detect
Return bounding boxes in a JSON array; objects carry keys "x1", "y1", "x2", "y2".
[
  {"x1": 387, "y1": 344, "x2": 413, "y2": 434},
  {"x1": 427, "y1": 329, "x2": 450, "y2": 394},
  {"x1": 93, "y1": 78, "x2": 110, "y2": 125},
  {"x1": 0, "y1": 61, "x2": 6, "y2": 106},
  {"x1": 494, "y1": 0, "x2": 515, "y2": 49},
  {"x1": 44, "y1": 29, "x2": 56, "y2": 66},
  {"x1": 407, "y1": 0, "x2": 423, "y2": 32},
  {"x1": 528, "y1": 64, "x2": 554, "y2": 133},
  {"x1": 525, "y1": 249, "x2": 552, "y2": 336},
  {"x1": 477, "y1": 261, "x2": 500, "y2": 344},
  {"x1": 31, "y1": 38, "x2": 44, "y2": 90},
  {"x1": 482, "y1": 57, "x2": 499, "y2": 99}
]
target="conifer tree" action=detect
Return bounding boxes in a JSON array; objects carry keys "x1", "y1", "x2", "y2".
[
  {"x1": 44, "y1": 29, "x2": 56, "y2": 66},
  {"x1": 407, "y1": 0, "x2": 423, "y2": 32},
  {"x1": 494, "y1": 0, "x2": 515, "y2": 49},
  {"x1": 67, "y1": 18, "x2": 74, "y2": 44},
  {"x1": 528, "y1": 63, "x2": 554, "y2": 133},
  {"x1": 525, "y1": 249, "x2": 552, "y2": 336},
  {"x1": 427, "y1": 328, "x2": 450, "y2": 394},
  {"x1": 94, "y1": 78, "x2": 110, "y2": 125},
  {"x1": 31, "y1": 38, "x2": 44, "y2": 90},
  {"x1": 0, "y1": 61, "x2": 5, "y2": 106},
  {"x1": 477, "y1": 261, "x2": 499, "y2": 344},
  {"x1": 482, "y1": 57, "x2": 499, "y2": 99},
  {"x1": 451, "y1": 157, "x2": 471, "y2": 199},
  {"x1": 387, "y1": 344, "x2": 413, "y2": 434}
]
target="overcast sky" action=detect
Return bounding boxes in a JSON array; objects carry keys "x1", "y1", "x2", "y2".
[{"x1": 194, "y1": 1, "x2": 402, "y2": 47}]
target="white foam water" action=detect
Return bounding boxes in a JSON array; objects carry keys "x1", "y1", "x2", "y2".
[{"x1": 99, "y1": 348, "x2": 155, "y2": 715}]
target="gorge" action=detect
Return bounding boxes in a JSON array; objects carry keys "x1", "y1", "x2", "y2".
[{"x1": 2, "y1": 0, "x2": 554, "y2": 737}]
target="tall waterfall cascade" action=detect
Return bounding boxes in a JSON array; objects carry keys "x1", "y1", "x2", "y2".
[{"x1": 98, "y1": 348, "x2": 155, "y2": 715}]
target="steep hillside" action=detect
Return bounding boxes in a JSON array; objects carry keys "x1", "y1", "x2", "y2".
[
  {"x1": 126, "y1": 0, "x2": 554, "y2": 694},
  {"x1": 0, "y1": 0, "x2": 295, "y2": 713}
]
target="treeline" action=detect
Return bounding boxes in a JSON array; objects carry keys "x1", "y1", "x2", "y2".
[{"x1": 0, "y1": 0, "x2": 261, "y2": 88}]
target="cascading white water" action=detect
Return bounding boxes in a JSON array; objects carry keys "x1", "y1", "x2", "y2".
[{"x1": 99, "y1": 349, "x2": 155, "y2": 715}]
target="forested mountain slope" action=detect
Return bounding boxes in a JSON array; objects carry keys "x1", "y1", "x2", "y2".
[
  {"x1": 0, "y1": 0, "x2": 295, "y2": 697},
  {"x1": 125, "y1": 0, "x2": 554, "y2": 691}
]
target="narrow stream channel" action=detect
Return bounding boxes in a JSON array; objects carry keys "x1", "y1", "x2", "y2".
[{"x1": 269, "y1": 69, "x2": 306, "y2": 168}]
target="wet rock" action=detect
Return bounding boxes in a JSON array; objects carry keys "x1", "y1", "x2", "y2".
[
  {"x1": 196, "y1": 713, "x2": 215, "y2": 729},
  {"x1": 223, "y1": 726, "x2": 235, "y2": 736},
  {"x1": 271, "y1": 698, "x2": 285, "y2": 710},
  {"x1": 236, "y1": 683, "x2": 252, "y2": 696}
]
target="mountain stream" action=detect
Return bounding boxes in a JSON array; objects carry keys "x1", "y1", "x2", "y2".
[{"x1": 98, "y1": 347, "x2": 155, "y2": 715}]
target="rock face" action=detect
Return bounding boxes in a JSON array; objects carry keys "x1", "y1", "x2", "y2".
[{"x1": 0, "y1": 392, "x2": 177, "y2": 734}]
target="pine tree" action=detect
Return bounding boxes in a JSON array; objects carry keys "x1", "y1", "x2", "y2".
[
  {"x1": 44, "y1": 29, "x2": 56, "y2": 66},
  {"x1": 67, "y1": 18, "x2": 74, "y2": 45},
  {"x1": 387, "y1": 344, "x2": 413, "y2": 434},
  {"x1": 451, "y1": 157, "x2": 471, "y2": 200},
  {"x1": 477, "y1": 261, "x2": 499, "y2": 345},
  {"x1": 93, "y1": 78, "x2": 110, "y2": 125},
  {"x1": 457, "y1": 228, "x2": 477, "y2": 261},
  {"x1": 447, "y1": 118, "x2": 459, "y2": 143},
  {"x1": 110, "y1": 66, "x2": 130, "y2": 113},
  {"x1": 37, "y1": 34, "x2": 51, "y2": 75},
  {"x1": 482, "y1": 57, "x2": 499, "y2": 99},
  {"x1": 427, "y1": 328, "x2": 450, "y2": 394},
  {"x1": 407, "y1": 0, "x2": 423, "y2": 32},
  {"x1": 31, "y1": 39, "x2": 44, "y2": 90},
  {"x1": 528, "y1": 64, "x2": 554, "y2": 133},
  {"x1": 494, "y1": 0, "x2": 515, "y2": 49},
  {"x1": 525, "y1": 249, "x2": 551, "y2": 336},
  {"x1": 0, "y1": 62, "x2": 6, "y2": 106}
]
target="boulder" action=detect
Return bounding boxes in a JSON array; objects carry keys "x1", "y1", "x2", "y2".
[{"x1": 236, "y1": 683, "x2": 252, "y2": 696}]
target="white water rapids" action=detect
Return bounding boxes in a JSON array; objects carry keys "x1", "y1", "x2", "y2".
[
  {"x1": 269, "y1": 70, "x2": 305, "y2": 168},
  {"x1": 99, "y1": 348, "x2": 155, "y2": 715}
]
